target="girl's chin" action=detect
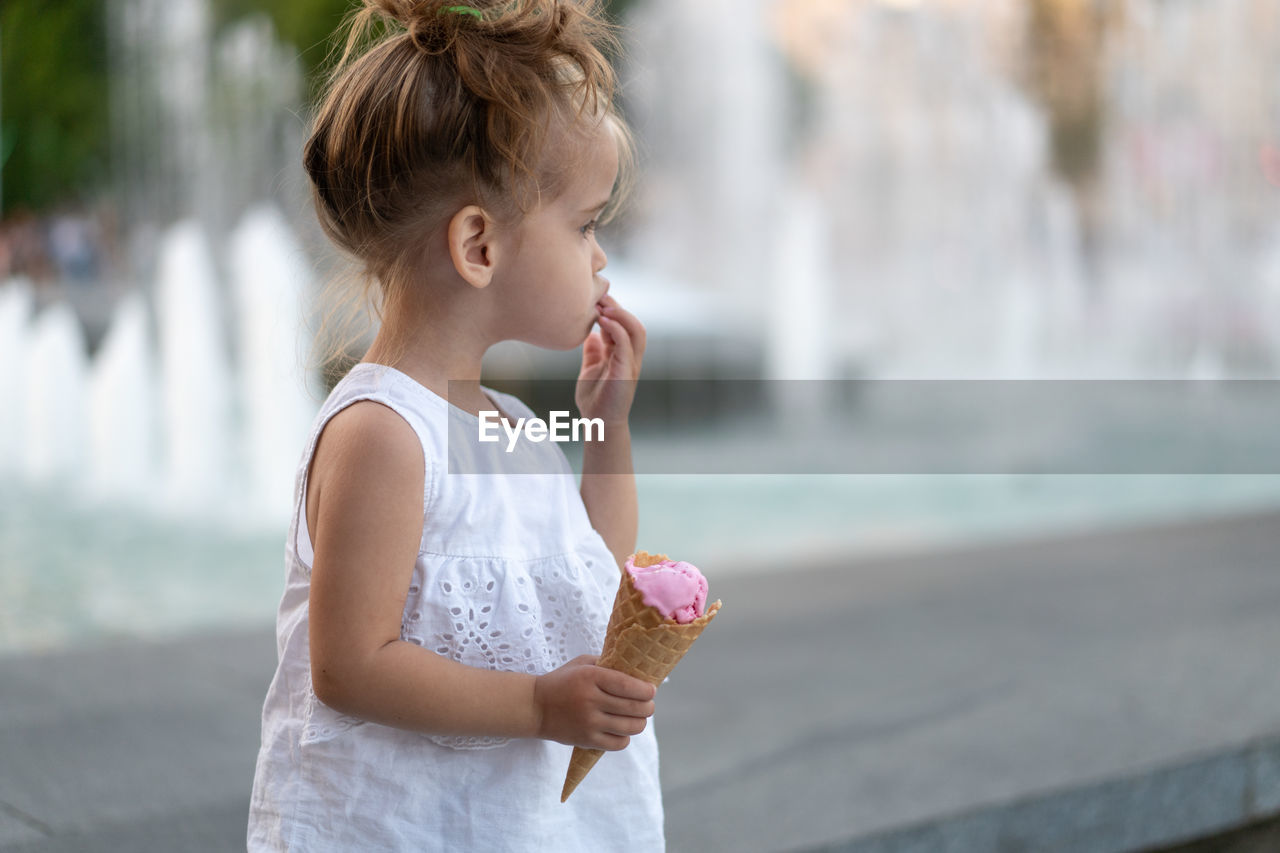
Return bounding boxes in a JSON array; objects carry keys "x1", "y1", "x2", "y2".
[
  {"x1": 509, "y1": 314, "x2": 597, "y2": 351},
  {"x1": 521, "y1": 326, "x2": 593, "y2": 352},
  {"x1": 568, "y1": 316, "x2": 599, "y2": 348}
]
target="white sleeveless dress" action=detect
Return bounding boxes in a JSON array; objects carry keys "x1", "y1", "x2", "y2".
[{"x1": 247, "y1": 362, "x2": 664, "y2": 851}]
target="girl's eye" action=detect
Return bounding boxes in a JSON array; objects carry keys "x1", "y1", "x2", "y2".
[{"x1": 580, "y1": 220, "x2": 598, "y2": 238}]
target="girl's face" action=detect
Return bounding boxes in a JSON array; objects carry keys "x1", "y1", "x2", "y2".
[{"x1": 495, "y1": 122, "x2": 618, "y2": 350}]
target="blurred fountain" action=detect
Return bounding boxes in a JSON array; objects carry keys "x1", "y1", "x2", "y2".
[
  {"x1": 620, "y1": 0, "x2": 1088, "y2": 380},
  {"x1": 622, "y1": 0, "x2": 785, "y2": 323},
  {"x1": 1259, "y1": 221, "x2": 1280, "y2": 369},
  {"x1": 87, "y1": 291, "x2": 158, "y2": 502},
  {"x1": 110, "y1": 0, "x2": 214, "y2": 227},
  {"x1": 229, "y1": 206, "x2": 318, "y2": 520},
  {"x1": 766, "y1": 188, "x2": 835, "y2": 382},
  {"x1": 766, "y1": 188, "x2": 840, "y2": 425},
  {"x1": 0, "y1": 209, "x2": 319, "y2": 522},
  {"x1": 806, "y1": 2, "x2": 1074, "y2": 378},
  {"x1": 0, "y1": 280, "x2": 35, "y2": 474},
  {"x1": 1186, "y1": 341, "x2": 1227, "y2": 382},
  {"x1": 109, "y1": 0, "x2": 306, "y2": 239},
  {"x1": 998, "y1": 277, "x2": 1043, "y2": 379},
  {"x1": 154, "y1": 221, "x2": 235, "y2": 514},
  {"x1": 23, "y1": 304, "x2": 89, "y2": 483},
  {"x1": 1099, "y1": 0, "x2": 1280, "y2": 377},
  {"x1": 619, "y1": 0, "x2": 1277, "y2": 380}
]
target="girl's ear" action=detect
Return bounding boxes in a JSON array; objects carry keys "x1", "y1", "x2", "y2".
[{"x1": 446, "y1": 205, "x2": 499, "y2": 289}]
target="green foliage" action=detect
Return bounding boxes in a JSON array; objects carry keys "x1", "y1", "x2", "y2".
[
  {"x1": 0, "y1": 0, "x2": 110, "y2": 214},
  {"x1": 0, "y1": 0, "x2": 641, "y2": 214},
  {"x1": 212, "y1": 0, "x2": 638, "y2": 97}
]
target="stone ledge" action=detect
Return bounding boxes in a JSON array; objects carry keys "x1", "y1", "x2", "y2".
[{"x1": 806, "y1": 736, "x2": 1280, "y2": 853}]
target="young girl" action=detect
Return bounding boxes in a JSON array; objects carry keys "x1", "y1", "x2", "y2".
[{"x1": 247, "y1": 1, "x2": 663, "y2": 849}]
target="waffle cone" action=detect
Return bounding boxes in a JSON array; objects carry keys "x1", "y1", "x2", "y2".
[{"x1": 561, "y1": 552, "x2": 721, "y2": 802}]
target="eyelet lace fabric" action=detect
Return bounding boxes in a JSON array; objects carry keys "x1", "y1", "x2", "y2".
[
  {"x1": 301, "y1": 548, "x2": 612, "y2": 750},
  {"x1": 300, "y1": 675, "x2": 366, "y2": 745}
]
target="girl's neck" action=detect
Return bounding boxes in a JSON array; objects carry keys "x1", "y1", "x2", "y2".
[{"x1": 362, "y1": 296, "x2": 495, "y2": 417}]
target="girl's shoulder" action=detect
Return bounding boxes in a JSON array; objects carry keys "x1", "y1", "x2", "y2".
[
  {"x1": 305, "y1": 362, "x2": 445, "y2": 492},
  {"x1": 315, "y1": 363, "x2": 447, "y2": 443},
  {"x1": 317, "y1": 396, "x2": 423, "y2": 463}
]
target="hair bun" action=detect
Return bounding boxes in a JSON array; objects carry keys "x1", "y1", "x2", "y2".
[
  {"x1": 410, "y1": 2, "x2": 485, "y2": 54},
  {"x1": 362, "y1": 0, "x2": 416, "y2": 26},
  {"x1": 361, "y1": 0, "x2": 488, "y2": 54},
  {"x1": 308, "y1": 0, "x2": 625, "y2": 256}
]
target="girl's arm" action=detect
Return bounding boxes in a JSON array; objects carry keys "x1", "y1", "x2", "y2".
[
  {"x1": 307, "y1": 401, "x2": 654, "y2": 746},
  {"x1": 580, "y1": 425, "x2": 636, "y2": 570},
  {"x1": 577, "y1": 295, "x2": 647, "y2": 569}
]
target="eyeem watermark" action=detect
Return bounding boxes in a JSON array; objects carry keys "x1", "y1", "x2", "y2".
[{"x1": 478, "y1": 410, "x2": 604, "y2": 453}]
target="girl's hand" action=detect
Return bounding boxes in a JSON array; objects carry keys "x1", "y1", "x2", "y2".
[
  {"x1": 533, "y1": 654, "x2": 656, "y2": 750},
  {"x1": 577, "y1": 294, "x2": 646, "y2": 425}
]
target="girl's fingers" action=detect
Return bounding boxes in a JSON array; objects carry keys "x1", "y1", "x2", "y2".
[
  {"x1": 596, "y1": 667, "x2": 656, "y2": 701},
  {"x1": 599, "y1": 303, "x2": 646, "y2": 361},
  {"x1": 597, "y1": 314, "x2": 634, "y2": 372},
  {"x1": 583, "y1": 329, "x2": 605, "y2": 360},
  {"x1": 599, "y1": 713, "x2": 648, "y2": 738},
  {"x1": 601, "y1": 694, "x2": 656, "y2": 719},
  {"x1": 596, "y1": 733, "x2": 631, "y2": 752},
  {"x1": 595, "y1": 312, "x2": 615, "y2": 344}
]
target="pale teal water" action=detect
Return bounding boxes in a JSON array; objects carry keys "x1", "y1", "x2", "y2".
[
  {"x1": 4, "y1": 474, "x2": 1280, "y2": 656},
  {"x1": 636, "y1": 474, "x2": 1280, "y2": 566},
  {"x1": 0, "y1": 486, "x2": 282, "y2": 655}
]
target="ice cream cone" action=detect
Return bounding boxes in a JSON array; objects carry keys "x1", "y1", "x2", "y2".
[{"x1": 561, "y1": 552, "x2": 721, "y2": 802}]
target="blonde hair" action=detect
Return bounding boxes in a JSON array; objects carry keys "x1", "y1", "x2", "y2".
[{"x1": 303, "y1": 0, "x2": 635, "y2": 381}]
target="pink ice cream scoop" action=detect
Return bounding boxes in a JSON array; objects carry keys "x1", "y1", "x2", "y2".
[{"x1": 625, "y1": 555, "x2": 708, "y2": 624}]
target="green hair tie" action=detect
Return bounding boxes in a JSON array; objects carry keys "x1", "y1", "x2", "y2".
[{"x1": 442, "y1": 5, "x2": 483, "y2": 19}]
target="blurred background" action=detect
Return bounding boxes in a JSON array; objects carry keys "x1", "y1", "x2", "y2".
[
  {"x1": 4, "y1": 2, "x2": 1280, "y2": 851},
  {"x1": 3, "y1": 0, "x2": 1280, "y2": 657}
]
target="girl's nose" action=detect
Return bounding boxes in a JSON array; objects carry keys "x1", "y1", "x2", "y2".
[{"x1": 593, "y1": 244, "x2": 608, "y2": 274}]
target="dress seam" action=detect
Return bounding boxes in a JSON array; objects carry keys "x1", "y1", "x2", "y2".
[{"x1": 418, "y1": 546, "x2": 596, "y2": 563}]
